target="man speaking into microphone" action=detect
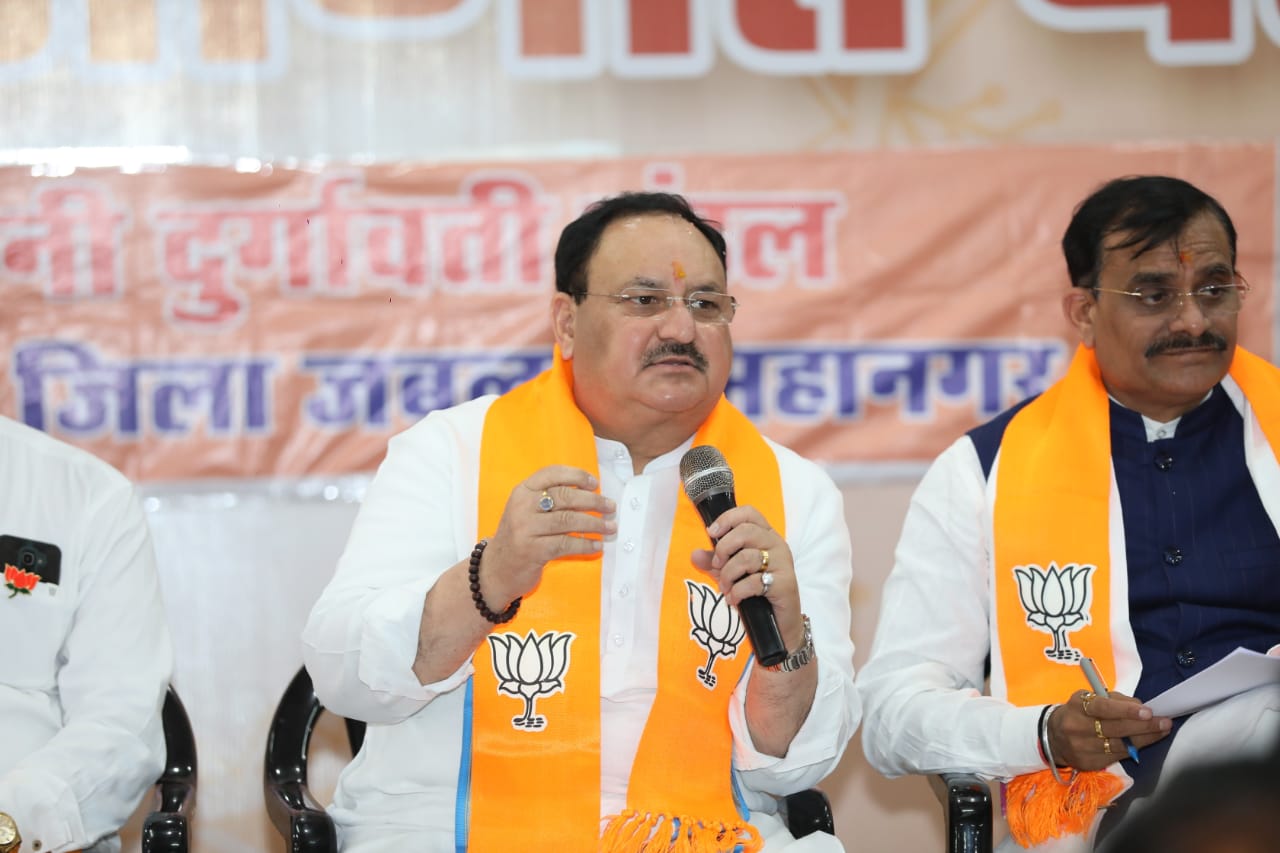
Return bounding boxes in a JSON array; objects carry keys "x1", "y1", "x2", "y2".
[{"x1": 303, "y1": 192, "x2": 859, "y2": 852}]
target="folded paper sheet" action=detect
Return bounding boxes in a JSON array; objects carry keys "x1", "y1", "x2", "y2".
[{"x1": 1146, "y1": 648, "x2": 1280, "y2": 717}]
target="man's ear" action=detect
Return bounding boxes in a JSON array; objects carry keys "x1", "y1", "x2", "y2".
[
  {"x1": 551, "y1": 292, "x2": 576, "y2": 359},
  {"x1": 1063, "y1": 287, "x2": 1097, "y2": 349}
]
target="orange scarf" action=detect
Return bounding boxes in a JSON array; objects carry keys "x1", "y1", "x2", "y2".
[
  {"x1": 995, "y1": 344, "x2": 1280, "y2": 847},
  {"x1": 466, "y1": 348, "x2": 784, "y2": 853}
]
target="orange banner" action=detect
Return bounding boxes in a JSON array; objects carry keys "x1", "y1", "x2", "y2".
[{"x1": 1, "y1": 143, "x2": 1274, "y2": 481}]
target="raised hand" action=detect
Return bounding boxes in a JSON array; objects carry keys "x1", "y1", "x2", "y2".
[
  {"x1": 689, "y1": 504, "x2": 804, "y2": 650},
  {"x1": 480, "y1": 465, "x2": 617, "y2": 608}
]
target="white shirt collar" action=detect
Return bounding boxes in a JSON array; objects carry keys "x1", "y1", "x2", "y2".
[
  {"x1": 1108, "y1": 390, "x2": 1214, "y2": 443},
  {"x1": 592, "y1": 435, "x2": 695, "y2": 480}
]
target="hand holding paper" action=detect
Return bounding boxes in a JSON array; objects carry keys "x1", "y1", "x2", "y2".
[{"x1": 1080, "y1": 657, "x2": 1142, "y2": 763}]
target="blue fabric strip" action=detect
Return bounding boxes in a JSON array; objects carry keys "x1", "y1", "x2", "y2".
[
  {"x1": 455, "y1": 677, "x2": 474, "y2": 853},
  {"x1": 730, "y1": 765, "x2": 750, "y2": 821},
  {"x1": 731, "y1": 657, "x2": 753, "y2": 823}
]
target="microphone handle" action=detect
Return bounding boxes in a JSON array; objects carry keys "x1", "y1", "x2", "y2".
[{"x1": 693, "y1": 490, "x2": 789, "y2": 668}]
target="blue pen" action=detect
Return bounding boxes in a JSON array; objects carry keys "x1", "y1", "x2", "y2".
[{"x1": 1079, "y1": 656, "x2": 1141, "y2": 764}]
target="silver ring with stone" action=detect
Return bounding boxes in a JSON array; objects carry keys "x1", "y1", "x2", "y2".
[{"x1": 760, "y1": 570, "x2": 774, "y2": 596}]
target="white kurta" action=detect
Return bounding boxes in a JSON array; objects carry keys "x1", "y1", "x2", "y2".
[
  {"x1": 0, "y1": 416, "x2": 173, "y2": 853},
  {"x1": 857, "y1": 379, "x2": 1280, "y2": 851},
  {"x1": 303, "y1": 396, "x2": 859, "y2": 851}
]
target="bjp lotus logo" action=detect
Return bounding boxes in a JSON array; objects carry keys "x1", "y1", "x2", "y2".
[
  {"x1": 1013, "y1": 562, "x2": 1095, "y2": 663},
  {"x1": 4, "y1": 564, "x2": 39, "y2": 598},
  {"x1": 486, "y1": 630, "x2": 574, "y2": 731},
  {"x1": 686, "y1": 580, "x2": 746, "y2": 689}
]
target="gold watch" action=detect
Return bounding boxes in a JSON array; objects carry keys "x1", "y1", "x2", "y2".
[{"x1": 0, "y1": 811, "x2": 20, "y2": 853}]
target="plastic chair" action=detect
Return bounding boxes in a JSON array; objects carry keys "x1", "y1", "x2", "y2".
[
  {"x1": 263, "y1": 666, "x2": 834, "y2": 851},
  {"x1": 141, "y1": 686, "x2": 197, "y2": 853}
]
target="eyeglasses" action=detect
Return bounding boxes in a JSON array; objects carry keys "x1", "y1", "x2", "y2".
[
  {"x1": 1091, "y1": 277, "x2": 1251, "y2": 318},
  {"x1": 582, "y1": 287, "x2": 738, "y2": 325}
]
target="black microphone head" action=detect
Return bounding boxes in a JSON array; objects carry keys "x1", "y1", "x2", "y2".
[{"x1": 680, "y1": 445, "x2": 734, "y2": 504}]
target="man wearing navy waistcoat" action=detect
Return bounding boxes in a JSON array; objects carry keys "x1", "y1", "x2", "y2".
[{"x1": 858, "y1": 175, "x2": 1280, "y2": 851}]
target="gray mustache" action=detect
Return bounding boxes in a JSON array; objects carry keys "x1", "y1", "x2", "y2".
[
  {"x1": 643, "y1": 343, "x2": 708, "y2": 371},
  {"x1": 1145, "y1": 332, "x2": 1229, "y2": 358}
]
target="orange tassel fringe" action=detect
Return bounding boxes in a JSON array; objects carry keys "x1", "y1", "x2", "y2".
[
  {"x1": 1006, "y1": 769, "x2": 1125, "y2": 848},
  {"x1": 600, "y1": 809, "x2": 764, "y2": 853}
]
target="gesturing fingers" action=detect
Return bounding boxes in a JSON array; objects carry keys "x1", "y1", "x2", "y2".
[
  {"x1": 484, "y1": 466, "x2": 617, "y2": 602},
  {"x1": 515, "y1": 466, "x2": 616, "y2": 540}
]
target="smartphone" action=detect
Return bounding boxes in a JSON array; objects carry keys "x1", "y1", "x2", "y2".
[{"x1": 0, "y1": 534, "x2": 62, "y2": 590}]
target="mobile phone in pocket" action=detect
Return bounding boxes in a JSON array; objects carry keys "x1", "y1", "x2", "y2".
[{"x1": 0, "y1": 534, "x2": 62, "y2": 590}]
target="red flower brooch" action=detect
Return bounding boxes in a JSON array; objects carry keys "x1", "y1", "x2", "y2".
[{"x1": 4, "y1": 563, "x2": 39, "y2": 598}]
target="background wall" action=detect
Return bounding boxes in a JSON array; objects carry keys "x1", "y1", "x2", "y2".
[{"x1": 4, "y1": 1, "x2": 1280, "y2": 851}]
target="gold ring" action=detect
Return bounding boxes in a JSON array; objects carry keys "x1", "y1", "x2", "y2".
[
  {"x1": 1094, "y1": 719, "x2": 1105, "y2": 739},
  {"x1": 760, "y1": 549, "x2": 770, "y2": 571},
  {"x1": 1103, "y1": 738, "x2": 1112, "y2": 755},
  {"x1": 1081, "y1": 691, "x2": 1097, "y2": 716},
  {"x1": 538, "y1": 490, "x2": 555, "y2": 512}
]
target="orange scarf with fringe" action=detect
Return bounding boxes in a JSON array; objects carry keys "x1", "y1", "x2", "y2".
[
  {"x1": 995, "y1": 344, "x2": 1280, "y2": 848},
  {"x1": 467, "y1": 349, "x2": 783, "y2": 853}
]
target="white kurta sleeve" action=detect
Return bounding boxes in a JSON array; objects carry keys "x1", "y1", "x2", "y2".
[
  {"x1": 0, "y1": 483, "x2": 172, "y2": 853},
  {"x1": 856, "y1": 437, "x2": 1045, "y2": 780},
  {"x1": 730, "y1": 449, "x2": 861, "y2": 795},
  {"x1": 302, "y1": 400, "x2": 490, "y2": 724}
]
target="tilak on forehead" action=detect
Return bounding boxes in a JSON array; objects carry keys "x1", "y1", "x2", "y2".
[{"x1": 672, "y1": 260, "x2": 686, "y2": 280}]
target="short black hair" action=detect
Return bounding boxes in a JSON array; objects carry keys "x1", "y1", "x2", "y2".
[
  {"x1": 1062, "y1": 175, "x2": 1237, "y2": 289},
  {"x1": 554, "y1": 192, "x2": 727, "y2": 302}
]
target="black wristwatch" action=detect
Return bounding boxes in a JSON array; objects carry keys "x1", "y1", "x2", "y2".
[{"x1": 765, "y1": 614, "x2": 815, "y2": 673}]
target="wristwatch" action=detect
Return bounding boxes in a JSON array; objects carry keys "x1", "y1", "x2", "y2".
[
  {"x1": 0, "y1": 811, "x2": 20, "y2": 853},
  {"x1": 766, "y1": 614, "x2": 815, "y2": 673}
]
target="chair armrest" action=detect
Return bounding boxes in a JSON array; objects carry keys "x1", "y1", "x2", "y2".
[
  {"x1": 929, "y1": 773, "x2": 992, "y2": 853},
  {"x1": 782, "y1": 788, "x2": 835, "y2": 838},
  {"x1": 265, "y1": 778, "x2": 338, "y2": 853},
  {"x1": 142, "y1": 687, "x2": 197, "y2": 853},
  {"x1": 140, "y1": 779, "x2": 194, "y2": 853}
]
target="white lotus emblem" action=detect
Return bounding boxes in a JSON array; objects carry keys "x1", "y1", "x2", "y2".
[
  {"x1": 486, "y1": 629, "x2": 574, "y2": 731},
  {"x1": 1013, "y1": 562, "x2": 1095, "y2": 663},
  {"x1": 686, "y1": 580, "x2": 746, "y2": 689}
]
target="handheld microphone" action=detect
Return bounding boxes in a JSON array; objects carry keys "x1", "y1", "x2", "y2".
[{"x1": 679, "y1": 445, "x2": 788, "y2": 668}]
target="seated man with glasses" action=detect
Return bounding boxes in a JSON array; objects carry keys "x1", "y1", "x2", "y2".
[
  {"x1": 304, "y1": 192, "x2": 859, "y2": 852},
  {"x1": 858, "y1": 175, "x2": 1280, "y2": 851}
]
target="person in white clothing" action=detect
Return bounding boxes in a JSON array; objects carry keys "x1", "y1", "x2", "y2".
[
  {"x1": 303, "y1": 192, "x2": 859, "y2": 852},
  {"x1": 857, "y1": 175, "x2": 1280, "y2": 851},
  {"x1": 0, "y1": 416, "x2": 173, "y2": 853}
]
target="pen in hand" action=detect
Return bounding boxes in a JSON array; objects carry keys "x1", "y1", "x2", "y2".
[{"x1": 1079, "y1": 656, "x2": 1142, "y2": 764}]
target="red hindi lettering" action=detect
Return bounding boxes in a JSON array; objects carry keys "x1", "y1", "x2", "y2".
[
  {"x1": 844, "y1": 0, "x2": 909, "y2": 50},
  {"x1": 159, "y1": 216, "x2": 247, "y2": 326},
  {"x1": 734, "y1": 0, "x2": 818, "y2": 51},
  {"x1": 1044, "y1": 0, "x2": 1233, "y2": 39},
  {"x1": 514, "y1": 0, "x2": 584, "y2": 57},
  {"x1": 630, "y1": 0, "x2": 695, "y2": 55},
  {"x1": 432, "y1": 175, "x2": 550, "y2": 289},
  {"x1": 0, "y1": 184, "x2": 129, "y2": 299}
]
